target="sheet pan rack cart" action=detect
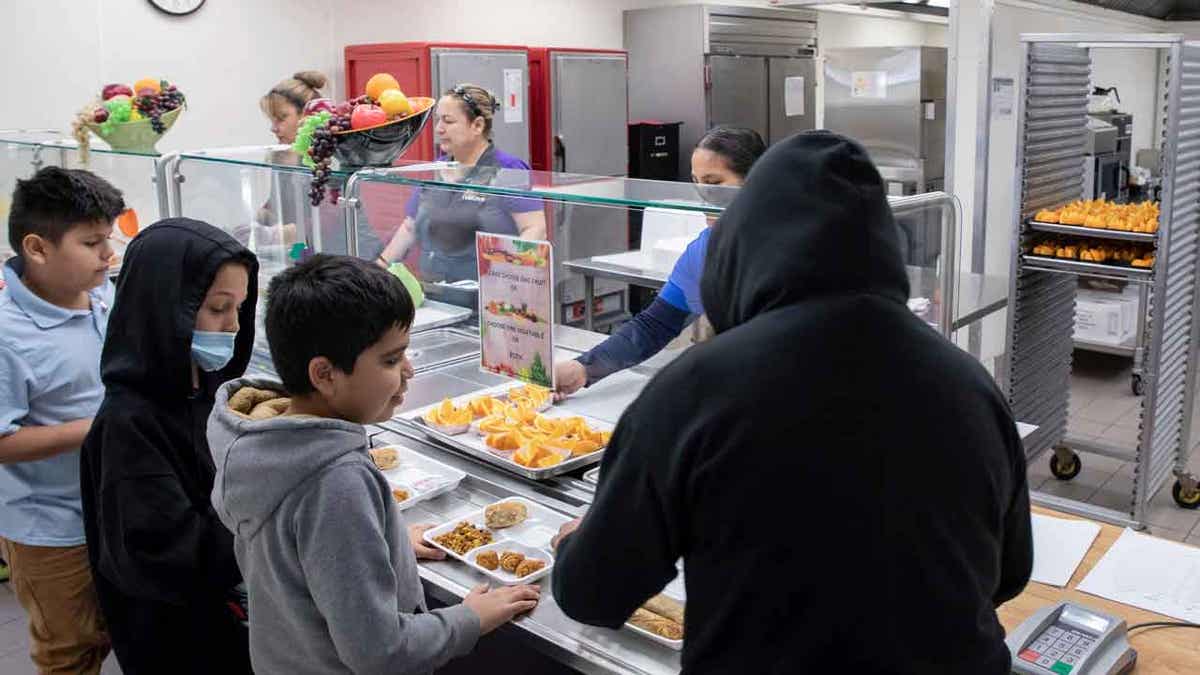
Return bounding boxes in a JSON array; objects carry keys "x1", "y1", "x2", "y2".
[{"x1": 1005, "y1": 33, "x2": 1200, "y2": 528}]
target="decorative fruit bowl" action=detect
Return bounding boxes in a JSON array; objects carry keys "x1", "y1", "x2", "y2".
[
  {"x1": 332, "y1": 97, "x2": 434, "y2": 169},
  {"x1": 72, "y1": 78, "x2": 186, "y2": 158},
  {"x1": 85, "y1": 106, "x2": 182, "y2": 154},
  {"x1": 292, "y1": 73, "x2": 433, "y2": 205}
]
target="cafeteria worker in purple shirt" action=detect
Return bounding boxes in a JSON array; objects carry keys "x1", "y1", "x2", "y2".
[{"x1": 377, "y1": 84, "x2": 546, "y2": 282}]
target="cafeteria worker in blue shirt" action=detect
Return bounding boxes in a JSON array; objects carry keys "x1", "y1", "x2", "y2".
[
  {"x1": 377, "y1": 84, "x2": 546, "y2": 282},
  {"x1": 554, "y1": 126, "x2": 766, "y2": 396}
]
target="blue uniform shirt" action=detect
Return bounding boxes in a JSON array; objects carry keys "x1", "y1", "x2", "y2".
[
  {"x1": 658, "y1": 227, "x2": 710, "y2": 315},
  {"x1": 0, "y1": 258, "x2": 113, "y2": 546}
]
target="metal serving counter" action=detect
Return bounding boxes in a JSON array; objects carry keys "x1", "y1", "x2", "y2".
[{"x1": 370, "y1": 324, "x2": 685, "y2": 674}]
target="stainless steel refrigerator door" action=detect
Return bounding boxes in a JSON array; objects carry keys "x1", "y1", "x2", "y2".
[
  {"x1": 767, "y1": 57, "x2": 816, "y2": 143},
  {"x1": 431, "y1": 48, "x2": 530, "y2": 164},
  {"x1": 706, "y1": 55, "x2": 768, "y2": 143},
  {"x1": 552, "y1": 53, "x2": 628, "y2": 176},
  {"x1": 822, "y1": 47, "x2": 923, "y2": 173}
]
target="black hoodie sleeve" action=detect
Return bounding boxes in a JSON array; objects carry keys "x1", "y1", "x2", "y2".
[
  {"x1": 552, "y1": 387, "x2": 683, "y2": 627},
  {"x1": 88, "y1": 412, "x2": 241, "y2": 604},
  {"x1": 995, "y1": 425, "x2": 1034, "y2": 606}
]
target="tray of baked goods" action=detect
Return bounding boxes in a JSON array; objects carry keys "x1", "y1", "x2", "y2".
[
  {"x1": 1029, "y1": 199, "x2": 1159, "y2": 243},
  {"x1": 623, "y1": 575, "x2": 686, "y2": 650},
  {"x1": 424, "y1": 498, "x2": 563, "y2": 586},
  {"x1": 402, "y1": 383, "x2": 614, "y2": 480},
  {"x1": 368, "y1": 444, "x2": 468, "y2": 511},
  {"x1": 1023, "y1": 235, "x2": 1156, "y2": 280}
]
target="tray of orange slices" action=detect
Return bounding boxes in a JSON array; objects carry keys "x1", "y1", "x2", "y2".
[{"x1": 404, "y1": 383, "x2": 614, "y2": 480}]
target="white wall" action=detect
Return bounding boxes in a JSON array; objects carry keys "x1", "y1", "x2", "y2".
[
  {"x1": 1, "y1": 0, "x2": 949, "y2": 149},
  {"x1": 0, "y1": 0, "x2": 339, "y2": 152}
]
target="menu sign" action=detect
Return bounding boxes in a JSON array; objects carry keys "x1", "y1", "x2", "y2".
[{"x1": 476, "y1": 233, "x2": 554, "y2": 388}]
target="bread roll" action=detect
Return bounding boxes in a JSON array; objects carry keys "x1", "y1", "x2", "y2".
[
  {"x1": 484, "y1": 501, "x2": 528, "y2": 529},
  {"x1": 369, "y1": 447, "x2": 400, "y2": 471}
]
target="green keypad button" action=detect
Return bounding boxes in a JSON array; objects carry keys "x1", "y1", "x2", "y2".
[{"x1": 1051, "y1": 662, "x2": 1074, "y2": 674}]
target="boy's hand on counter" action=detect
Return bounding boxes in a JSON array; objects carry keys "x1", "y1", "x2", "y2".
[
  {"x1": 408, "y1": 524, "x2": 446, "y2": 561},
  {"x1": 553, "y1": 361, "x2": 586, "y2": 400},
  {"x1": 464, "y1": 583, "x2": 541, "y2": 634},
  {"x1": 551, "y1": 518, "x2": 582, "y2": 551}
]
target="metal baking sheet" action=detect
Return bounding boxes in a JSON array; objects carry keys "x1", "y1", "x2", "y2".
[
  {"x1": 401, "y1": 383, "x2": 612, "y2": 481},
  {"x1": 1022, "y1": 255, "x2": 1154, "y2": 281},
  {"x1": 583, "y1": 467, "x2": 600, "y2": 484},
  {"x1": 1027, "y1": 220, "x2": 1158, "y2": 243},
  {"x1": 413, "y1": 300, "x2": 473, "y2": 333}
]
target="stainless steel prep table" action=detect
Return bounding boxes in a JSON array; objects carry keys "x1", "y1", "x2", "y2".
[{"x1": 564, "y1": 255, "x2": 1008, "y2": 334}]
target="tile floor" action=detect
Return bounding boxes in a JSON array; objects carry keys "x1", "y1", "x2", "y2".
[
  {"x1": 0, "y1": 582, "x2": 121, "y2": 674},
  {"x1": 1032, "y1": 350, "x2": 1200, "y2": 547},
  {"x1": 0, "y1": 351, "x2": 1197, "y2": 673}
]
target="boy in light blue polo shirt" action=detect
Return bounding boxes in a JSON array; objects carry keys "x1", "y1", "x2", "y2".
[{"x1": 0, "y1": 167, "x2": 124, "y2": 675}]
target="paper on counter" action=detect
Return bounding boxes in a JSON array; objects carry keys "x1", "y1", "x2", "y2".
[
  {"x1": 557, "y1": 369, "x2": 649, "y2": 425},
  {"x1": 1031, "y1": 513, "x2": 1101, "y2": 587},
  {"x1": 1078, "y1": 528, "x2": 1200, "y2": 623}
]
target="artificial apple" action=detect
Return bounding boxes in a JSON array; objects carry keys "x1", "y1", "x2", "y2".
[
  {"x1": 303, "y1": 98, "x2": 336, "y2": 116},
  {"x1": 350, "y1": 104, "x2": 388, "y2": 130},
  {"x1": 102, "y1": 84, "x2": 133, "y2": 100},
  {"x1": 93, "y1": 108, "x2": 109, "y2": 123}
]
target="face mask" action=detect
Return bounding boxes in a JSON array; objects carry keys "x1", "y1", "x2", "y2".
[
  {"x1": 191, "y1": 330, "x2": 237, "y2": 372},
  {"x1": 694, "y1": 182, "x2": 738, "y2": 208}
]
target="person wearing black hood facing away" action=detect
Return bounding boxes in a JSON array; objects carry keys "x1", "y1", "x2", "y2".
[
  {"x1": 550, "y1": 131, "x2": 1033, "y2": 673},
  {"x1": 79, "y1": 218, "x2": 256, "y2": 674}
]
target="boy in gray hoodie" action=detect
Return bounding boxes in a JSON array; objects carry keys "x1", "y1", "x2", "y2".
[{"x1": 208, "y1": 255, "x2": 539, "y2": 674}]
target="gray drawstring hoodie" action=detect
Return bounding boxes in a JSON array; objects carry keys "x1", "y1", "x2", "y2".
[{"x1": 208, "y1": 377, "x2": 480, "y2": 674}]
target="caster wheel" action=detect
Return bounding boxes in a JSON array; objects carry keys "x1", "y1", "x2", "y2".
[
  {"x1": 1173, "y1": 480, "x2": 1200, "y2": 509},
  {"x1": 1132, "y1": 374, "x2": 1145, "y2": 396},
  {"x1": 1050, "y1": 451, "x2": 1082, "y2": 481}
]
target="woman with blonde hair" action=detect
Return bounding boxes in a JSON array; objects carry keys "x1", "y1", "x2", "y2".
[
  {"x1": 261, "y1": 70, "x2": 327, "y2": 145},
  {"x1": 254, "y1": 71, "x2": 384, "y2": 259}
]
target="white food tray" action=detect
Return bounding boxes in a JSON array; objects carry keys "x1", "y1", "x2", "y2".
[
  {"x1": 622, "y1": 564, "x2": 686, "y2": 650},
  {"x1": 374, "y1": 444, "x2": 467, "y2": 511},
  {"x1": 424, "y1": 497, "x2": 568, "y2": 586}
]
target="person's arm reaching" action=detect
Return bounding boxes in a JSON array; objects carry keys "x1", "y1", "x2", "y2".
[
  {"x1": 294, "y1": 464, "x2": 481, "y2": 673},
  {"x1": 552, "y1": 397, "x2": 681, "y2": 627},
  {"x1": 513, "y1": 210, "x2": 546, "y2": 241},
  {"x1": 567, "y1": 296, "x2": 691, "y2": 389},
  {"x1": 377, "y1": 216, "x2": 417, "y2": 267}
]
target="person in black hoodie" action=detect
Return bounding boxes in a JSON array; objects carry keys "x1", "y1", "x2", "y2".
[
  {"x1": 551, "y1": 131, "x2": 1033, "y2": 674},
  {"x1": 79, "y1": 218, "x2": 257, "y2": 674}
]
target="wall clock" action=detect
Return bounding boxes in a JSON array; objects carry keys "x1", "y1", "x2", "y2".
[{"x1": 148, "y1": 0, "x2": 205, "y2": 16}]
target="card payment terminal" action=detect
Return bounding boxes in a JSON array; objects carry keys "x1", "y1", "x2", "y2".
[{"x1": 1007, "y1": 602, "x2": 1136, "y2": 674}]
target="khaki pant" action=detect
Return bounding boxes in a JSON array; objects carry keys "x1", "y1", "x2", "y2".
[{"x1": 0, "y1": 539, "x2": 110, "y2": 675}]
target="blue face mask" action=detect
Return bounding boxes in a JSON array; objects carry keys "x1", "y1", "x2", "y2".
[{"x1": 191, "y1": 330, "x2": 237, "y2": 372}]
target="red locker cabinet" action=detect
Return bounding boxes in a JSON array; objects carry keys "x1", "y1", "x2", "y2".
[
  {"x1": 528, "y1": 48, "x2": 628, "y2": 176},
  {"x1": 345, "y1": 42, "x2": 533, "y2": 163}
]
